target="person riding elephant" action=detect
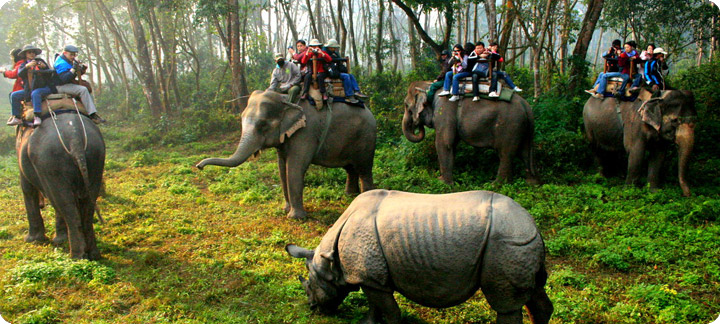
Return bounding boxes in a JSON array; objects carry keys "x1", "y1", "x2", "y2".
[
  {"x1": 16, "y1": 110, "x2": 106, "y2": 259},
  {"x1": 403, "y1": 81, "x2": 539, "y2": 185},
  {"x1": 8, "y1": 45, "x2": 55, "y2": 127},
  {"x1": 583, "y1": 89, "x2": 696, "y2": 196},
  {"x1": 323, "y1": 39, "x2": 367, "y2": 104},
  {"x1": 54, "y1": 45, "x2": 105, "y2": 124},
  {"x1": 268, "y1": 52, "x2": 302, "y2": 103},
  {"x1": 196, "y1": 90, "x2": 377, "y2": 220}
]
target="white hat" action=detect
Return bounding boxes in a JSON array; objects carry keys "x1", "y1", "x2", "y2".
[
  {"x1": 308, "y1": 39, "x2": 323, "y2": 47},
  {"x1": 653, "y1": 47, "x2": 667, "y2": 55}
]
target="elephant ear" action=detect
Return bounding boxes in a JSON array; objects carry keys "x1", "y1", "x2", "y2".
[
  {"x1": 638, "y1": 97, "x2": 664, "y2": 132},
  {"x1": 279, "y1": 101, "x2": 307, "y2": 143},
  {"x1": 412, "y1": 89, "x2": 427, "y2": 121}
]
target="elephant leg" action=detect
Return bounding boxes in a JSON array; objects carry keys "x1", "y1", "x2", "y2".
[
  {"x1": 38, "y1": 191, "x2": 46, "y2": 209},
  {"x1": 361, "y1": 286, "x2": 401, "y2": 324},
  {"x1": 520, "y1": 135, "x2": 540, "y2": 185},
  {"x1": 53, "y1": 212, "x2": 68, "y2": 246},
  {"x1": 343, "y1": 165, "x2": 360, "y2": 195},
  {"x1": 496, "y1": 310, "x2": 523, "y2": 324},
  {"x1": 495, "y1": 147, "x2": 515, "y2": 184},
  {"x1": 285, "y1": 153, "x2": 312, "y2": 220},
  {"x1": 356, "y1": 156, "x2": 375, "y2": 193},
  {"x1": 80, "y1": 198, "x2": 101, "y2": 260},
  {"x1": 48, "y1": 190, "x2": 87, "y2": 259},
  {"x1": 20, "y1": 178, "x2": 48, "y2": 243},
  {"x1": 277, "y1": 153, "x2": 290, "y2": 213},
  {"x1": 625, "y1": 143, "x2": 645, "y2": 186},
  {"x1": 647, "y1": 148, "x2": 666, "y2": 191},
  {"x1": 435, "y1": 130, "x2": 457, "y2": 185}
]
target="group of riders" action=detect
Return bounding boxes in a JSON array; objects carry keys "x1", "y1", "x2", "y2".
[
  {"x1": 585, "y1": 39, "x2": 669, "y2": 99},
  {"x1": 2, "y1": 44, "x2": 104, "y2": 127},
  {"x1": 431, "y1": 41, "x2": 523, "y2": 102},
  {"x1": 268, "y1": 38, "x2": 367, "y2": 104}
]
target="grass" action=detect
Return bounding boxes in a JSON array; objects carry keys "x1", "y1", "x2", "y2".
[{"x1": 0, "y1": 116, "x2": 718, "y2": 324}]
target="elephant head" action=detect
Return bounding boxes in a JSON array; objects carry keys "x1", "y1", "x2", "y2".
[
  {"x1": 402, "y1": 81, "x2": 432, "y2": 142},
  {"x1": 638, "y1": 90, "x2": 697, "y2": 196},
  {"x1": 286, "y1": 244, "x2": 354, "y2": 314},
  {"x1": 196, "y1": 90, "x2": 307, "y2": 169}
]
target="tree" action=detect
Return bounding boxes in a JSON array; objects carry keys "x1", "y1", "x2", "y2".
[
  {"x1": 567, "y1": 0, "x2": 604, "y2": 93},
  {"x1": 391, "y1": 0, "x2": 456, "y2": 57}
]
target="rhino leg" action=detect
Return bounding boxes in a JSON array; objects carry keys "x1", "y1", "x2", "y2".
[
  {"x1": 526, "y1": 286, "x2": 553, "y2": 324},
  {"x1": 361, "y1": 286, "x2": 400, "y2": 324}
]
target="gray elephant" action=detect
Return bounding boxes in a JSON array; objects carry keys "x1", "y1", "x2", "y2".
[
  {"x1": 197, "y1": 90, "x2": 376, "y2": 219},
  {"x1": 403, "y1": 81, "x2": 538, "y2": 185},
  {"x1": 583, "y1": 89, "x2": 696, "y2": 196},
  {"x1": 287, "y1": 189, "x2": 553, "y2": 324},
  {"x1": 16, "y1": 113, "x2": 105, "y2": 260}
]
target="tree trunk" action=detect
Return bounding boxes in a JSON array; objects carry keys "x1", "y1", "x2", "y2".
[
  {"x1": 484, "y1": 0, "x2": 497, "y2": 42},
  {"x1": 409, "y1": 18, "x2": 418, "y2": 70},
  {"x1": 593, "y1": 27, "x2": 604, "y2": 72},
  {"x1": 306, "y1": 0, "x2": 319, "y2": 38},
  {"x1": 391, "y1": 0, "x2": 454, "y2": 58},
  {"x1": 279, "y1": 1, "x2": 299, "y2": 42},
  {"x1": 498, "y1": 0, "x2": 514, "y2": 52},
  {"x1": 375, "y1": 0, "x2": 385, "y2": 74},
  {"x1": 338, "y1": 0, "x2": 348, "y2": 50},
  {"x1": 568, "y1": 0, "x2": 604, "y2": 93},
  {"x1": 348, "y1": 0, "x2": 359, "y2": 67},
  {"x1": 126, "y1": 0, "x2": 164, "y2": 116}
]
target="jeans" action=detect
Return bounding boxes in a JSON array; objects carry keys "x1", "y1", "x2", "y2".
[
  {"x1": 471, "y1": 70, "x2": 489, "y2": 97},
  {"x1": 597, "y1": 72, "x2": 623, "y2": 94},
  {"x1": 10, "y1": 90, "x2": 25, "y2": 117},
  {"x1": 339, "y1": 73, "x2": 360, "y2": 97},
  {"x1": 10, "y1": 88, "x2": 51, "y2": 115},
  {"x1": 55, "y1": 83, "x2": 97, "y2": 114},
  {"x1": 450, "y1": 71, "x2": 472, "y2": 95},
  {"x1": 491, "y1": 71, "x2": 517, "y2": 92},
  {"x1": 619, "y1": 73, "x2": 642, "y2": 92},
  {"x1": 442, "y1": 71, "x2": 454, "y2": 91}
]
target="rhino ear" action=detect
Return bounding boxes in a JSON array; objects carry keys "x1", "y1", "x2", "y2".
[
  {"x1": 319, "y1": 251, "x2": 334, "y2": 262},
  {"x1": 286, "y1": 244, "x2": 314, "y2": 260}
]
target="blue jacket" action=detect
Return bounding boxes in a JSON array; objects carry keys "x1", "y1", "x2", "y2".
[{"x1": 54, "y1": 54, "x2": 76, "y2": 85}]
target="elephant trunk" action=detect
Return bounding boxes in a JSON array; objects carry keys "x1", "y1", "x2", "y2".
[
  {"x1": 675, "y1": 123, "x2": 695, "y2": 197},
  {"x1": 402, "y1": 108, "x2": 425, "y2": 143},
  {"x1": 196, "y1": 130, "x2": 263, "y2": 170}
]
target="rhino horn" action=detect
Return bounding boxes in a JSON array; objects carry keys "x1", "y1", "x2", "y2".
[{"x1": 286, "y1": 244, "x2": 314, "y2": 260}]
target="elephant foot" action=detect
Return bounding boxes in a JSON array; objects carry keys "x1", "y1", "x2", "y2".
[
  {"x1": 345, "y1": 188, "x2": 360, "y2": 195},
  {"x1": 24, "y1": 233, "x2": 49, "y2": 244},
  {"x1": 438, "y1": 175, "x2": 453, "y2": 185},
  {"x1": 52, "y1": 233, "x2": 68, "y2": 246},
  {"x1": 287, "y1": 209, "x2": 307, "y2": 220}
]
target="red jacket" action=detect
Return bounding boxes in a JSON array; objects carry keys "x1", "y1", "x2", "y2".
[
  {"x1": 3, "y1": 60, "x2": 24, "y2": 92},
  {"x1": 301, "y1": 49, "x2": 332, "y2": 73},
  {"x1": 618, "y1": 51, "x2": 639, "y2": 75},
  {"x1": 292, "y1": 49, "x2": 308, "y2": 71}
]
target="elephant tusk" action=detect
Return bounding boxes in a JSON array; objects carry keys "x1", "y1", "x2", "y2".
[{"x1": 414, "y1": 87, "x2": 428, "y2": 93}]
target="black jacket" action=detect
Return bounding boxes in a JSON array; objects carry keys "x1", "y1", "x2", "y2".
[
  {"x1": 18, "y1": 58, "x2": 58, "y2": 100},
  {"x1": 325, "y1": 50, "x2": 348, "y2": 78}
]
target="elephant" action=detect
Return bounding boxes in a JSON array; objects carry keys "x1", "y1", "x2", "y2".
[
  {"x1": 196, "y1": 90, "x2": 376, "y2": 220},
  {"x1": 583, "y1": 89, "x2": 696, "y2": 196},
  {"x1": 403, "y1": 81, "x2": 538, "y2": 185},
  {"x1": 16, "y1": 112, "x2": 105, "y2": 260},
  {"x1": 287, "y1": 189, "x2": 553, "y2": 324}
]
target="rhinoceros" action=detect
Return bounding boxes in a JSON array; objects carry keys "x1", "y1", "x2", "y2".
[{"x1": 286, "y1": 189, "x2": 553, "y2": 324}]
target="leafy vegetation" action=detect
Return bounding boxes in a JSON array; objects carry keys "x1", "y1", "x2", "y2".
[{"x1": 1, "y1": 64, "x2": 719, "y2": 323}]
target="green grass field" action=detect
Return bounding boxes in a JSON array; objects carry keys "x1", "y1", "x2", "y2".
[{"x1": 0, "y1": 118, "x2": 718, "y2": 323}]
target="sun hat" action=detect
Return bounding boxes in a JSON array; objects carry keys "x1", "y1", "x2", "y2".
[
  {"x1": 308, "y1": 39, "x2": 323, "y2": 47},
  {"x1": 19, "y1": 45, "x2": 42, "y2": 56},
  {"x1": 653, "y1": 47, "x2": 668, "y2": 55}
]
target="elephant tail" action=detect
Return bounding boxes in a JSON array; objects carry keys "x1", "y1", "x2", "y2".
[{"x1": 69, "y1": 136, "x2": 92, "y2": 199}]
